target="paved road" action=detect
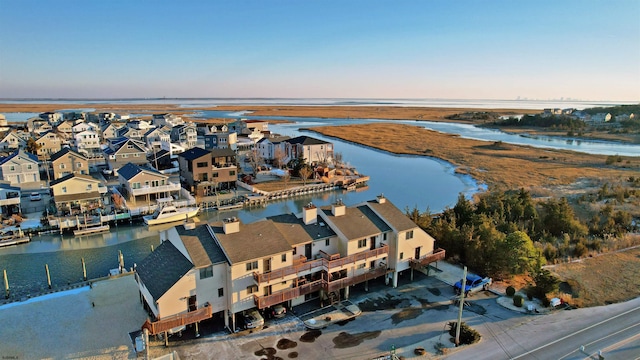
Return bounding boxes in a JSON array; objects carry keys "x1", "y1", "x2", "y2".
[{"x1": 446, "y1": 297, "x2": 640, "y2": 360}]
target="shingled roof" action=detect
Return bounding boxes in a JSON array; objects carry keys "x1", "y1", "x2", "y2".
[
  {"x1": 211, "y1": 219, "x2": 292, "y2": 264},
  {"x1": 136, "y1": 240, "x2": 193, "y2": 300},
  {"x1": 320, "y1": 204, "x2": 391, "y2": 240},
  {"x1": 365, "y1": 197, "x2": 418, "y2": 232},
  {"x1": 177, "y1": 224, "x2": 228, "y2": 267}
]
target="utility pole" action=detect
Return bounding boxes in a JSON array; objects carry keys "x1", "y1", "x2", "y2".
[{"x1": 455, "y1": 266, "x2": 467, "y2": 346}]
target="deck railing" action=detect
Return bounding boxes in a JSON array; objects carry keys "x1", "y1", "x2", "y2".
[
  {"x1": 409, "y1": 248, "x2": 446, "y2": 269},
  {"x1": 141, "y1": 304, "x2": 212, "y2": 335},
  {"x1": 253, "y1": 244, "x2": 389, "y2": 284}
]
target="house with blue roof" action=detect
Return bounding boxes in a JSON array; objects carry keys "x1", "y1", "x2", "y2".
[{"x1": 117, "y1": 162, "x2": 180, "y2": 205}]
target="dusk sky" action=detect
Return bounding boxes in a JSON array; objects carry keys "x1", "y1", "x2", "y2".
[{"x1": 1, "y1": 0, "x2": 638, "y2": 101}]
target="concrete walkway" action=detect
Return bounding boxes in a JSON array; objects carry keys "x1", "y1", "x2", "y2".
[{"x1": 299, "y1": 300, "x2": 362, "y2": 329}]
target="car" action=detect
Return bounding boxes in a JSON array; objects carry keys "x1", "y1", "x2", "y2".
[
  {"x1": 453, "y1": 274, "x2": 492, "y2": 296},
  {"x1": 241, "y1": 309, "x2": 264, "y2": 329},
  {"x1": 30, "y1": 192, "x2": 42, "y2": 201},
  {"x1": 271, "y1": 304, "x2": 287, "y2": 319},
  {"x1": 102, "y1": 168, "x2": 113, "y2": 175}
]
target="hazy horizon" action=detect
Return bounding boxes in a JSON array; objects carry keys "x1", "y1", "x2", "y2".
[{"x1": 1, "y1": 1, "x2": 638, "y2": 102}]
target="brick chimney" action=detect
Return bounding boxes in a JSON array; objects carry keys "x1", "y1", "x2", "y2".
[
  {"x1": 223, "y1": 217, "x2": 240, "y2": 234},
  {"x1": 302, "y1": 203, "x2": 317, "y2": 225}
]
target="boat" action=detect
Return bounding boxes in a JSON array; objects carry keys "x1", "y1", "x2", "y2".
[
  {"x1": 143, "y1": 204, "x2": 200, "y2": 225},
  {"x1": 0, "y1": 228, "x2": 30, "y2": 248}
]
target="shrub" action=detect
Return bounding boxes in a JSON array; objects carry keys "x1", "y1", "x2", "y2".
[
  {"x1": 513, "y1": 294, "x2": 524, "y2": 307},
  {"x1": 541, "y1": 297, "x2": 551, "y2": 307},
  {"x1": 526, "y1": 287, "x2": 535, "y2": 301},
  {"x1": 448, "y1": 321, "x2": 481, "y2": 345},
  {"x1": 506, "y1": 286, "x2": 516, "y2": 297}
]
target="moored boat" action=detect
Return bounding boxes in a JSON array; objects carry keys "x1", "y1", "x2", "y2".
[
  {"x1": 0, "y1": 228, "x2": 30, "y2": 248},
  {"x1": 143, "y1": 204, "x2": 200, "y2": 225}
]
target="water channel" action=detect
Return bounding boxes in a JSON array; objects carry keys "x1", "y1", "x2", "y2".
[{"x1": 1, "y1": 109, "x2": 639, "y2": 299}]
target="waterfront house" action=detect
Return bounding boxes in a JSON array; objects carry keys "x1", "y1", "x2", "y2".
[
  {"x1": 0, "y1": 149, "x2": 40, "y2": 186},
  {"x1": 50, "y1": 148, "x2": 89, "y2": 180},
  {"x1": 177, "y1": 147, "x2": 237, "y2": 196},
  {"x1": 286, "y1": 135, "x2": 334, "y2": 165},
  {"x1": 152, "y1": 113, "x2": 184, "y2": 128},
  {"x1": 256, "y1": 135, "x2": 291, "y2": 165},
  {"x1": 39, "y1": 111, "x2": 63, "y2": 124},
  {"x1": 144, "y1": 128, "x2": 171, "y2": 151},
  {"x1": 203, "y1": 125, "x2": 237, "y2": 151},
  {"x1": 117, "y1": 162, "x2": 178, "y2": 205},
  {"x1": 0, "y1": 182, "x2": 22, "y2": 216},
  {"x1": 34, "y1": 131, "x2": 64, "y2": 160},
  {"x1": 50, "y1": 173, "x2": 107, "y2": 216},
  {"x1": 0, "y1": 131, "x2": 28, "y2": 151},
  {"x1": 103, "y1": 137, "x2": 148, "y2": 175},
  {"x1": 72, "y1": 121, "x2": 100, "y2": 134},
  {"x1": 135, "y1": 195, "x2": 445, "y2": 334},
  {"x1": 229, "y1": 119, "x2": 269, "y2": 135}
]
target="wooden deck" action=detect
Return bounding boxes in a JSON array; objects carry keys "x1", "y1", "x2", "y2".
[
  {"x1": 141, "y1": 304, "x2": 213, "y2": 335},
  {"x1": 409, "y1": 248, "x2": 446, "y2": 269}
]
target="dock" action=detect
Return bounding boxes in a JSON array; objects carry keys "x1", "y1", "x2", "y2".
[
  {"x1": 73, "y1": 224, "x2": 110, "y2": 236},
  {"x1": 0, "y1": 231, "x2": 31, "y2": 248}
]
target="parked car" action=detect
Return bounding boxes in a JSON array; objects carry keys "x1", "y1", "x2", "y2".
[
  {"x1": 241, "y1": 309, "x2": 264, "y2": 329},
  {"x1": 30, "y1": 192, "x2": 42, "y2": 201},
  {"x1": 453, "y1": 274, "x2": 492, "y2": 296},
  {"x1": 271, "y1": 304, "x2": 287, "y2": 319},
  {"x1": 102, "y1": 168, "x2": 113, "y2": 175}
]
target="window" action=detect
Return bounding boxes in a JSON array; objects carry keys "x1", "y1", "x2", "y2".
[
  {"x1": 400, "y1": 252, "x2": 404, "y2": 260},
  {"x1": 218, "y1": 288, "x2": 224, "y2": 297},
  {"x1": 357, "y1": 239, "x2": 367, "y2": 248},
  {"x1": 281, "y1": 253, "x2": 286, "y2": 262},
  {"x1": 383, "y1": 233, "x2": 387, "y2": 241},
  {"x1": 247, "y1": 285, "x2": 258, "y2": 294},
  {"x1": 27, "y1": 165, "x2": 32, "y2": 170},
  {"x1": 200, "y1": 266, "x2": 213, "y2": 279},
  {"x1": 405, "y1": 230, "x2": 414, "y2": 240},
  {"x1": 86, "y1": 184, "x2": 92, "y2": 191},
  {"x1": 292, "y1": 247, "x2": 297, "y2": 255},
  {"x1": 62, "y1": 186, "x2": 67, "y2": 193},
  {"x1": 132, "y1": 182, "x2": 140, "y2": 189},
  {"x1": 325, "y1": 239, "x2": 330, "y2": 246},
  {"x1": 76, "y1": 163, "x2": 82, "y2": 168},
  {"x1": 246, "y1": 261, "x2": 258, "y2": 271},
  {"x1": 197, "y1": 162, "x2": 208, "y2": 168},
  {"x1": 59, "y1": 164, "x2": 65, "y2": 169},
  {"x1": 10, "y1": 166, "x2": 15, "y2": 171},
  {"x1": 230, "y1": 170, "x2": 236, "y2": 176},
  {"x1": 357, "y1": 263, "x2": 366, "y2": 269},
  {"x1": 213, "y1": 172, "x2": 219, "y2": 178}
]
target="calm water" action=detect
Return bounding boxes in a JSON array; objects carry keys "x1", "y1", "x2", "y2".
[{"x1": 1, "y1": 99, "x2": 638, "y2": 299}]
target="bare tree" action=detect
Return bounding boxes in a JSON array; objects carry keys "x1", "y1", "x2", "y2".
[
  {"x1": 282, "y1": 171, "x2": 290, "y2": 190},
  {"x1": 246, "y1": 146, "x2": 263, "y2": 176},
  {"x1": 273, "y1": 147, "x2": 286, "y2": 169},
  {"x1": 333, "y1": 151, "x2": 343, "y2": 167},
  {"x1": 299, "y1": 165, "x2": 313, "y2": 186}
]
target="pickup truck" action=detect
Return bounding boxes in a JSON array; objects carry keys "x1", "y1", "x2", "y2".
[{"x1": 454, "y1": 274, "x2": 492, "y2": 296}]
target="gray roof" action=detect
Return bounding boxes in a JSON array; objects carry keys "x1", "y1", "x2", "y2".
[
  {"x1": 365, "y1": 198, "x2": 417, "y2": 232},
  {"x1": 268, "y1": 213, "x2": 335, "y2": 246},
  {"x1": 49, "y1": 147, "x2": 87, "y2": 162},
  {"x1": 321, "y1": 204, "x2": 390, "y2": 240},
  {"x1": 211, "y1": 219, "x2": 292, "y2": 264},
  {"x1": 210, "y1": 147, "x2": 236, "y2": 157},
  {"x1": 0, "y1": 149, "x2": 39, "y2": 165},
  {"x1": 177, "y1": 224, "x2": 228, "y2": 267},
  {"x1": 287, "y1": 135, "x2": 330, "y2": 146},
  {"x1": 177, "y1": 147, "x2": 209, "y2": 161},
  {"x1": 136, "y1": 240, "x2": 193, "y2": 300}
]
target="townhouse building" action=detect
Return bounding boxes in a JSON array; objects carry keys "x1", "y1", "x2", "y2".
[
  {"x1": 0, "y1": 149, "x2": 40, "y2": 185},
  {"x1": 136, "y1": 195, "x2": 445, "y2": 336},
  {"x1": 50, "y1": 173, "x2": 108, "y2": 216},
  {"x1": 50, "y1": 148, "x2": 89, "y2": 180},
  {"x1": 103, "y1": 137, "x2": 148, "y2": 174},
  {"x1": 117, "y1": 162, "x2": 179, "y2": 205},
  {"x1": 34, "y1": 131, "x2": 64, "y2": 160},
  {"x1": 177, "y1": 147, "x2": 237, "y2": 197}
]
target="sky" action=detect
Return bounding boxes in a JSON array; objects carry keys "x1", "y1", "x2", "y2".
[{"x1": 1, "y1": 0, "x2": 639, "y2": 101}]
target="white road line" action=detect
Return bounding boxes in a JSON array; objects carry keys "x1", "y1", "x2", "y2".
[{"x1": 511, "y1": 306, "x2": 640, "y2": 360}]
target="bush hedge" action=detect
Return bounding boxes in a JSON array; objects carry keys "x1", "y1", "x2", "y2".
[
  {"x1": 513, "y1": 294, "x2": 524, "y2": 307},
  {"x1": 448, "y1": 321, "x2": 481, "y2": 345},
  {"x1": 506, "y1": 286, "x2": 516, "y2": 297}
]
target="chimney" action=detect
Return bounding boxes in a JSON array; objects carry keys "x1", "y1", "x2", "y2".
[
  {"x1": 331, "y1": 199, "x2": 346, "y2": 217},
  {"x1": 376, "y1": 193, "x2": 386, "y2": 204},
  {"x1": 302, "y1": 203, "x2": 317, "y2": 225},
  {"x1": 223, "y1": 217, "x2": 240, "y2": 234}
]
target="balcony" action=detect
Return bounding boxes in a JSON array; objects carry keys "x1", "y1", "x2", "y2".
[
  {"x1": 130, "y1": 182, "x2": 180, "y2": 196},
  {"x1": 253, "y1": 266, "x2": 390, "y2": 309},
  {"x1": 253, "y1": 279, "x2": 323, "y2": 309},
  {"x1": 0, "y1": 197, "x2": 21, "y2": 206},
  {"x1": 409, "y1": 248, "x2": 446, "y2": 269},
  {"x1": 141, "y1": 304, "x2": 212, "y2": 335},
  {"x1": 253, "y1": 245, "x2": 389, "y2": 284}
]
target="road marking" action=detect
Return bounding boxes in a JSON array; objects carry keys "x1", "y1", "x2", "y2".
[
  {"x1": 511, "y1": 306, "x2": 640, "y2": 360},
  {"x1": 557, "y1": 322, "x2": 640, "y2": 360}
]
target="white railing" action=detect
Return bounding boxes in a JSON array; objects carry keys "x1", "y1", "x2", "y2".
[
  {"x1": 0, "y1": 197, "x2": 21, "y2": 206},
  {"x1": 130, "y1": 183, "x2": 180, "y2": 196}
]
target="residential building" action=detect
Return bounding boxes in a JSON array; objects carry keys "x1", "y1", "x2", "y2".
[
  {"x1": 256, "y1": 135, "x2": 291, "y2": 164},
  {"x1": 55, "y1": 120, "x2": 75, "y2": 136},
  {"x1": 74, "y1": 129, "x2": 102, "y2": 158},
  {"x1": 50, "y1": 148, "x2": 89, "y2": 180},
  {"x1": 50, "y1": 173, "x2": 107, "y2": 216},
  {"x1": 170, "y1": 123, "x2": 198, "y2": 149},
  {"x1": 135, "y1": 195, "x2": 445, "y2": 334},
  {"x1": 229, "y1": 119, "x2": 269, "y2": 135},
  {"x1": 203, "y1": 128, "x2": 237, "y2": 151},
  {"x1": 0, "y1": 149, "x2": 40, "y2": 185},
  {"x1": 103, "y1": 137, "x2": 148, "y2": 174},
  {"x1": 101, "y1": 122, "x2": 126, "y2": 141},
  {"x1": 152, "y1": 113, "x2": 184, "y2": 128},
  {"x1": 34, "y1": 131, "x2": 64, "y2": 160},
  {"x1": 0, "y1": 182, "x2": 21, "y2": 216},
  {"x1": 0, "y1": 131, "x2": 28, "y2": 151},
  {"x1": 117, "y1": 162, "x2": 179, "y2": 205},
  {"x1": 177, "y1": 147, "x2": 237, "y2": 196},
  {"x1": 39, "y1": 112, "x2": 63, "y2": 124},
  {"x1": 144, "y1": 128, "x2": 171, "y2": 151},
  {"x1": 286, "y1": 135, "x2": 333, "y2": 165}
]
